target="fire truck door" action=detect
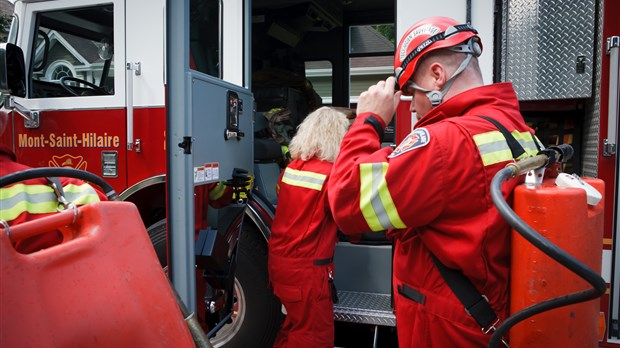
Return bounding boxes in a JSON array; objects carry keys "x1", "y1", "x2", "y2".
[
  {"x1": 608, "y1": 33, "x2": 620, "y2": 343},
  {"x1": 10, "y1": 0, "x2": 128, "y2": 192},
  {"x1": 124, "y1": 0, "x2": 167, "y2": 185}
]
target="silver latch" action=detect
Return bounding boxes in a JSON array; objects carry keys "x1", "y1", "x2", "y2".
[
  {"x1": 134, "y1": 138, "x2": 141, "y2": 153},
  {"x1": 604, "y1": 139, "x2": 617, "y2": 157},
  {"x1": 126, "y1": 61, "x2": 141, "y2": 76}
]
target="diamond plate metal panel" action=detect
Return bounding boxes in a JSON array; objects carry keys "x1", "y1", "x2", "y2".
[
  {"x1": 502, "y1": 0, "x2": 596, "y2": 100},
  {"x1": 333, "y1": 291, "x2": 396, "y2": 327},
  {"x1": 582, "y1": 0, "x2": 603, "y2": 177}
]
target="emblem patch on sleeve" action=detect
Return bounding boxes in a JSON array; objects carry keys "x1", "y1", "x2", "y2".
[{"x1": 388, "y1": 128, "x2": 430, "y2": 158}]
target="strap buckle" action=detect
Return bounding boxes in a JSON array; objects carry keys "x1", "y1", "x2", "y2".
[
  {"x1": 482, "y1": 318, "x2": 510, "y2": 347},
  {"x1": 46, "y1": 177, "x2": 78, "y2": 224},
  {"x1": 482, "y1": 317, "x2": 499, "y2": 335}
]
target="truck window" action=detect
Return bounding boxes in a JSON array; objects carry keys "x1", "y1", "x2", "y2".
[
  {"x1": 349, "y1": 24, "x2": 394, "y2": 105},
  {"x1": 190, "y1": 0, "x2": 221, "y2": 78},
  {"x1": 305, "y1": 60, "x2": 332, "y2": 105},
  {"x1": 29, "y1": 5, "x2": 114, "y2": 98}
]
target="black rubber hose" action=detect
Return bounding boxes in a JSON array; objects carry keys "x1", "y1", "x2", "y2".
[
  {"x1": 488, "y1": 167, "x2": 607, "y2": 348},
  {"x1": 0, "y1": 167, "x2": 118, "y2": 201}
]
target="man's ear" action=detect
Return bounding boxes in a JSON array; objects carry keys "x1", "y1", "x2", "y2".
[{"x1": 429, "y1": 62, "x2": 447, "y2": 89}]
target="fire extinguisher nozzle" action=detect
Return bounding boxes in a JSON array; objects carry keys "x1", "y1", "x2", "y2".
[{"x1": 548, "y1": 144, "x2": 574, "y2": 163}]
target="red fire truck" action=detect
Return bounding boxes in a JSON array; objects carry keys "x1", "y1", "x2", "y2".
[{"x1": 0, "y1": 0, "x2": 618, "y2": 347}]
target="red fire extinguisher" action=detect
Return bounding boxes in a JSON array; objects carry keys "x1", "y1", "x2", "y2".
[{"x1": 489, "y1": 145, "x2": 607, "y2": 348}]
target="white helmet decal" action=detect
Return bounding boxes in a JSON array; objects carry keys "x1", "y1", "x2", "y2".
[{"x1": 399, "y1": 24, "x2": 440, "y2": 61}]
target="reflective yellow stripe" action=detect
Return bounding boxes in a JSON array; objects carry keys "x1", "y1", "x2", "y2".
[
  {"x1": 0, "y1": 182, "x2": 100, "y2": 221},
  {"x1": 359, "y1": 163, "x2": 406, "y2": 231},
  {"x1": 208, "y1": 182, "x2": 226, "y2": 201},
  {"x1": 281, "y1": 167, "x2": 326, "y2": 191},
  {"x1": 1, "y1": 183, "x2": 50, "y2": 199},
  {"x1": 474, "y1": 130, "x2": 540, "y2": 166},
  {"x1": 62, "y1": 183, "x2": 101, "y2": 205}
]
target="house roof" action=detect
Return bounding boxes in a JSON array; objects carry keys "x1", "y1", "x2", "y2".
[
  {"x1": 62, "y1": 32, "x2": 103, "y2": 64},
  {"x1": 306, "y1": 25, "x2": 393, "y2": 70},
  {"x1": 350, "y1": 25, "x2": 393, "y2": 54}
]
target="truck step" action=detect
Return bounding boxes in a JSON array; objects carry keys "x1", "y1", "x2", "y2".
[{"x1": 333, "y1": 290, "x2": 396, "y2": 327}]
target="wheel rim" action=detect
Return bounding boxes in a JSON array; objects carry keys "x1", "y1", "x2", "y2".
[{"x1": 210, "y1": 277, "x2": 246, "y2": 347}]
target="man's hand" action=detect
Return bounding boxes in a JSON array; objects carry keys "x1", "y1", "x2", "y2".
[{"x1": 356, "y1": 76, "x2": 402, "y2": 125}]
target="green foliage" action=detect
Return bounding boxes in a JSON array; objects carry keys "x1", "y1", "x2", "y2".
[
  {"x1": 372, "y1": 24, "x2": 395, "y2": 44},
  {"x1": 0, "y1": 13, "x2": 11, "y2": 43}
]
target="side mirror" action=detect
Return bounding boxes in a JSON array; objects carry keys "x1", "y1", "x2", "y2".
[{"x1": 0, "y1": 43, "x2": 26, "y2": 98}]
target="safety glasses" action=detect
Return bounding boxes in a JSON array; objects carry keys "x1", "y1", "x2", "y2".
[{"x1": 398, "y1": 80, "x2": 417, "y2": 97}]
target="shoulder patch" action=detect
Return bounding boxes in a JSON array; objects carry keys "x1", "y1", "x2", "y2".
[{"x1": 388, "y1": 128, "x2": 430, "y2": 158}]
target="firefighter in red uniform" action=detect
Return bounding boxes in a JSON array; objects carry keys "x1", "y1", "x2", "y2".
[
  {"x1": 328, "y1": 17, "x2": 541, "y2": 347},
  {"x1": 0, "y1": 112, "x2": 107, "y2": 253},
  {"x1": 268, "y1": 106, "x2": 350, "y2": 348}
]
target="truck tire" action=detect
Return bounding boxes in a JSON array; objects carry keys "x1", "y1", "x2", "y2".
[
  {"x1": 146, "y1": 219, "x2": 167, "y2": 267},
  {"x1": 210, "y1": 222, "x2": 283, "y2": 348},
  {"x1": 145, "y1": 219, "x2": 282, "y2": 348}
]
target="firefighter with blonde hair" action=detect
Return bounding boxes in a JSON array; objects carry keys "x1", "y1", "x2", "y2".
[{"x1": 268, "y1": 106, "x2": 349, "y2": 348}]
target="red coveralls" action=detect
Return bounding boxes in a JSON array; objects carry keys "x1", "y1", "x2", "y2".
[
  {"x1": 0, "y1": 146, "x2": 107, "y2": 253},
  {"x1": 328, "y1": 83, "x2": 540, "y2": 347},
  {"x1": 268, "y1": 158, "x2": 338, "y2": 348}
]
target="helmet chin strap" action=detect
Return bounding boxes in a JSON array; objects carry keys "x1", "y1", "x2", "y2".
[{"x1": 411, "y1": 52, "x2": 474, "y2": 107}]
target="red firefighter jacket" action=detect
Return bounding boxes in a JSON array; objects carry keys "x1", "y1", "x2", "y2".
[
  {"x1": 269, "y1": 158, "x2": 337, "y2": 260},
  {"x1": 328, "y1": 83, "x2": 540, "y2": 346},
  {"x1": 0, "y1": 146, "x2": 107, "y2": 253}
]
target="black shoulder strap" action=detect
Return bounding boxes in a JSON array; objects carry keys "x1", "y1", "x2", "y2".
[
  {"x1": 430, "y1": 254, "x2": 498, "y2": 330},
  {"x1": 479, "y1": 115, "x2": 527, "y2": 159},
  {"x1": 429, "y1": 115, "x2": 529, "y2": 332}
]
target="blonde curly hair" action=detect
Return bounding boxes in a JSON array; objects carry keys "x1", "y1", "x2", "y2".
[{"x1": 288, "y1": 106, "x2": 349, "y2": 162}]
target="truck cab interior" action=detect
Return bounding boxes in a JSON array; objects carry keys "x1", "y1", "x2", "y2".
[
  {"x1": 28, "y1": 5, "x2": 115, "y2": 98},
  {"x1": 250, "y1": 0, "x2": 396, "y2": 208},
  {"x1": 251, "y1": 0, "x2": 395, "y2": 112}
]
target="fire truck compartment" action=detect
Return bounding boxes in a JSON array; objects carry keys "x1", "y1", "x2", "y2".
[{"x1": 333, "y1": 242, "x2": 396, "y2": 327}]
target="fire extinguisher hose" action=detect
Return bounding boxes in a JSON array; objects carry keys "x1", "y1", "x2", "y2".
[{"x1": 488, "y1": 163, "x2": 607, "y2": 348}]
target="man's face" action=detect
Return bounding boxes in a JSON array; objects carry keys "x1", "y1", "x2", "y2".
[{"x1": 408, "y1": 76, "x2": 433, "y2": 118}]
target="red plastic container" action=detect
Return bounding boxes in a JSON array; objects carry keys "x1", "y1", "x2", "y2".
[
  {"x1": 510, "y1": 178, "x2": 604, "y2": 347},
  {"x1": 0, "y1": 201, "x2": 194, "y2": 347}
]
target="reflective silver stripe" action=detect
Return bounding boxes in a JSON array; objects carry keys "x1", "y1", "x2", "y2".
[
  {"x1": 475, "y1": 130, "x2": 540, "y2": 166},
  {"x1": 0, "y1": 190, "x2": 57, "y2": 211},
  {"x1": 208, "y1": 183, "x2": 226, "y2": 200},
  {"x1": 360, "y1": 163, "x2": 405, "y2": 231},
  {"x1": 281, "y1": 168, "x2": 326, "y2": 191},
  {"x1": 0, "y1": 183, "x2": 101, "y2": 221},
  {"x1": 64, "y1": 185, "x2": 100, "y2": 204}
]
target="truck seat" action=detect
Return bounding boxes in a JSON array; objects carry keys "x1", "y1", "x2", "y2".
[{"x1": 253, "y1": 137, "x2": 282, "y2": 206}]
